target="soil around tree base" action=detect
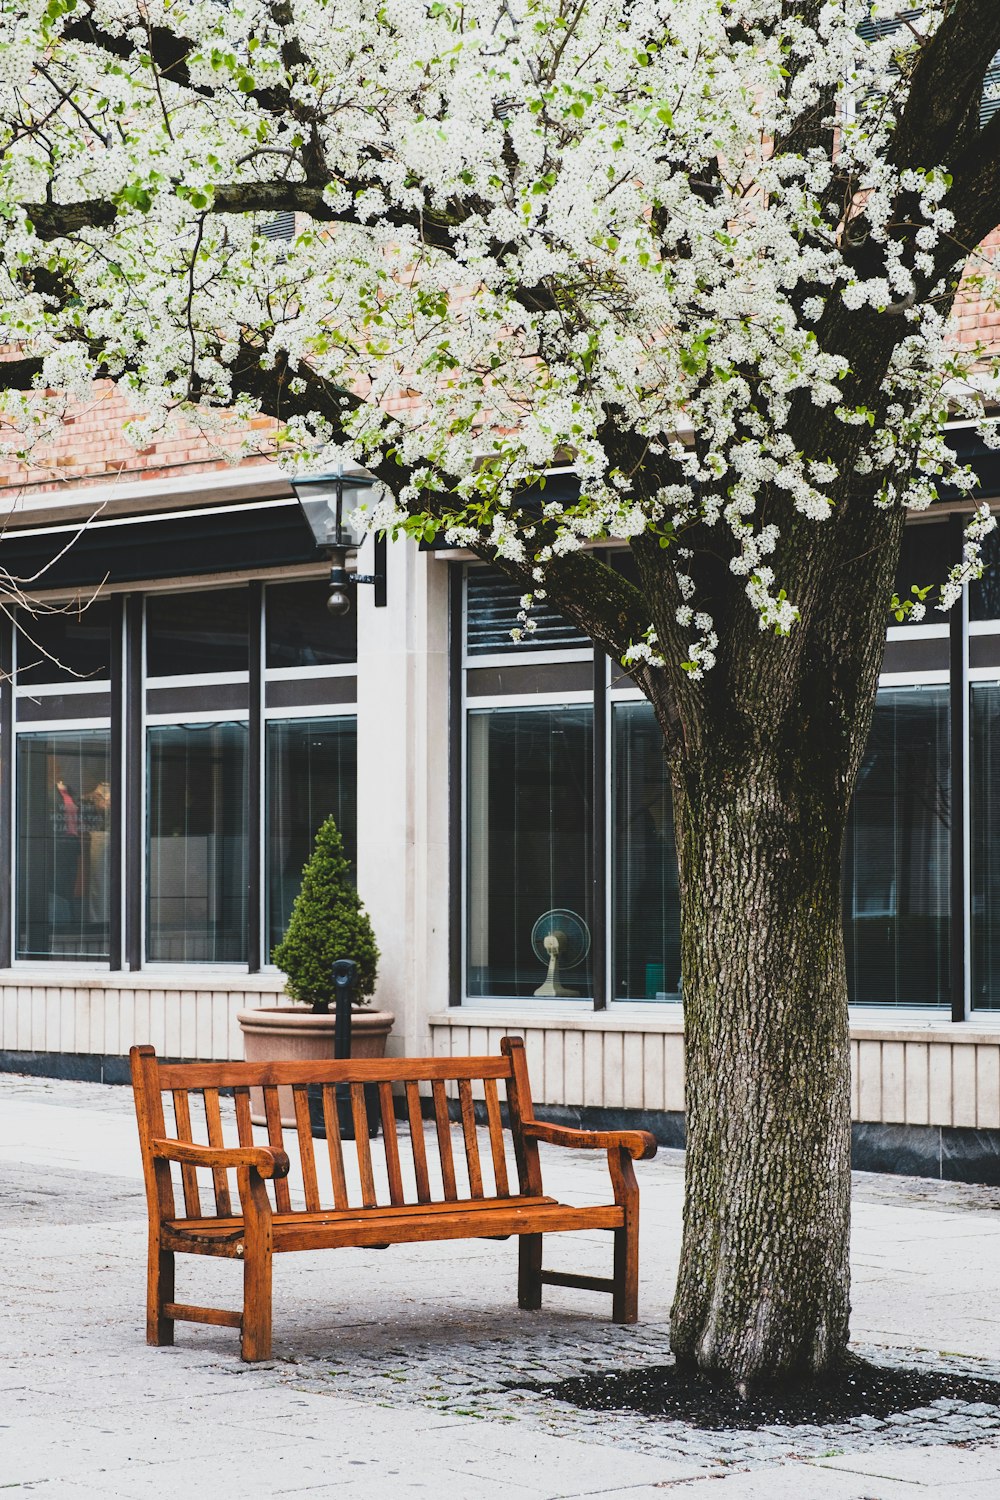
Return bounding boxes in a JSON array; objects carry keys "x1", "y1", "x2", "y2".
[{"x1": 515, "y1": 1356, "x2": 1000, "y2": 1430}]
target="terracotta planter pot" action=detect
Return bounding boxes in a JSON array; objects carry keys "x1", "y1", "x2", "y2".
[{"x1": 236, "y1": 1005, "x2": 395, "y2": 1127}]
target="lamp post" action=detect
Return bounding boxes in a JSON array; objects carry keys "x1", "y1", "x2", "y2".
[{"x1": 289, "y1": 470, "x2": 387, "y2": 616}]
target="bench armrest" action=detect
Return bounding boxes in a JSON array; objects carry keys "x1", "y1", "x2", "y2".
[
  {"x1": 522, "y1": 1120, "x2": 657, "y2": 1161},
  {"x1": 151, "y1": 1138, "x2": 290, "y2": 1180}
]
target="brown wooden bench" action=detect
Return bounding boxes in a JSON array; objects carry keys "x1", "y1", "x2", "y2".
[{"x1": 130, "y1": 1038, "x2": 657, "y2": 1361}]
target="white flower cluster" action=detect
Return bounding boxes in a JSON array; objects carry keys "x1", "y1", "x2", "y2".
[{"x1": 0, "y1": 0, "x2": 996, "y2": 678}]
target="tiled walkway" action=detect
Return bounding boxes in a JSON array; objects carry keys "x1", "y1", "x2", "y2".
[{"x1": 2, "y1": 1073, "x2": 1000, "y2": 1497}]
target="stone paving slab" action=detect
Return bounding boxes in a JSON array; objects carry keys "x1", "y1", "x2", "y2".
[{"x1": 4, "y1": 1072, "x2": 1000, "y2": 1498}]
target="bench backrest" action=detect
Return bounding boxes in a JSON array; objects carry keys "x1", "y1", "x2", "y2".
[{"x1": 130, "y1": 1039, "x2": 541, "y2": 1222}]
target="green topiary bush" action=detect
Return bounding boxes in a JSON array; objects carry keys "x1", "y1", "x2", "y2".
[{"x1": 271, "y1": 815, "x2": 379, "y2": 1011}]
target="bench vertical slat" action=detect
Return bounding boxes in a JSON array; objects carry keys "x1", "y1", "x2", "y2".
[
  {"x1": 431, "y1": 1080, "x2": 458, "y2": 1201},
  {"x1": 378, "y1": 1083, "x2": 405, "y2": 1206},
  {"x1": 234, "y1": 1087, "x2": 254, "y2": 1146},
  {"x1": 321, "y1": 1087, "x2": 351, "y2": 1209},
  {"x1": 501, "y1": 1038, "x2": 544, "y2": 1195},
  {"x1": 292, "y1": 1087, "x2": 321, "y2": 1213},
  {"x1": 171, "y1": 1090, "x2": 202, "y2": 1219},
  {"x1": 458, "y1": 1079, "x2": 484, "y2": 1199},
  {"x1": 483, "y1": 1079, "x2": 510, "y2": 1197},
  {"x1": 405, "y1": 1082, "x2": 431, "y2": 1203},
  {"x1": 203, "y1": 1088, "x2": 233, "y2": 1216},
  {"x1": 262, "y1": 1087, "x2": 293, "y2": 1214},
  {"x1": 350, "y1": 1085, "x2": 377, "y2": 1206}
]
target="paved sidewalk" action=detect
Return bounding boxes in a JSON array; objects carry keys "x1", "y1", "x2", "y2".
[{"x1": 2, "y1": 1073, "x2": 1000, "y2": 1498}]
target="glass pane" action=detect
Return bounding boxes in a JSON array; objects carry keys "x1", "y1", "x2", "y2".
[
  {"x1": 16, "y1": 730, "x2": 112, "y2": 960},
  {"x1": 467, "y1": 706, "x2": 593, "y2": 997},
  {"x1": 146, "y1": 589, "x2": 248, "y2": 676},
  {"x1": 894, "y1": 521, "x2": 950, "y2": 626},
  {"x1": 844, "y1": 688, "x2": 950, "y2": 1006},
  {"x1": 972, "y1": 685, "x2": 1000, "y2": 1008},
  {"x1": 971, "y1": 524, "x2": 1000, "y2": 621},
  {"x1": 466, "y1": 568, "x2": 588, "y2": 655},
  {"x1": 147, "y1": 723, "x2": 248, "y2": 962},
  {"x1": 265, "y1": 581, "x2": 356, "y2": 668},
  {"x1": 612, "y1": 703, "x2": 680, "y2": 1000},
  {"x1": 266, "y1": 718, "x2": 357, "y2": 954},
  {"x1": 15, "y1": 601, "x2": 113, "y2": 684}
]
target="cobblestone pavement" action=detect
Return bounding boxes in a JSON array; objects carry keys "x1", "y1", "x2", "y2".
[{"x1": 3, "y1": 1071, "x2": 1000, "y2": 1498}]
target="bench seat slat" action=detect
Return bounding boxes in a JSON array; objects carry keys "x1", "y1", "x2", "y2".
[{"x1": 162, "y1": 1199, "x2": 623, "y2": 1255}]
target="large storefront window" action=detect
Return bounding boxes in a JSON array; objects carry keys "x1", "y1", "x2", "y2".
[
  {"x1": 972, "y1": 685, "x2": 1000, "y2": 1008},
  {"x1": 612, "y1": 703, "x2": 680, "y2": 1000},
  {"x1": 147, "y1": 723, "x2": 249, "y2": 963},
  {"x1": 16, "y1": 730, "x2": 112, "y2": 960},
  {"x1": 265, "y1": 718, "x2": 358, "y2": 954},
  {"x1": 467, "y1": 706, "x2": 593, "y2": 998},
  {"x1": 843, "y1": 688, "x2": 951, "y2": 1006}
]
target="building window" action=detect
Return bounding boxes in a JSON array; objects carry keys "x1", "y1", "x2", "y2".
[
  {"x1": 265, "y1": 717, "x2": 357, "y2": 955},
  {"x1": 972, "y1": 685, "x2": 1000, "y2": 1008},
  {"x1": 265, "y1": 580, "x2": 357, "y2": 668},
  {"x1": 146, "y1": 723, "x2": 249, "y2": 963},
  {"x1": 843, "y1": 688, "x2": 951, "y2": 1007},
  {"x1": 16, "y1": 730, "x2": 112, "y2": 961},
  {"x1": 467, "y1": 705, "x2": 593, "y2": 998},
  {"x1": 612, "y1": 703, "x2": 680, "y2": 1000},
  {"x1": 146, "y1": 588, "x2": 249, "y2": 677}
]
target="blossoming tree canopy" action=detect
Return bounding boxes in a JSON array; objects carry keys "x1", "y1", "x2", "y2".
[
  {"x1": 0, "y1": 0, "x2": 998, "y2": 680},
  {"x1": 5, "y1": 0, "x2": 1000, "y2": 1389}
]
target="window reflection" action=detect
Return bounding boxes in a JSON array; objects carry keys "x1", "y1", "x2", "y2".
[
  {"x1": 146, "y1": 589, "x2": 248, "y2": 677},
  {"x1": 266, "y1": 718, "x2": 357, "y2": 952},
  {"x1": 843, "y1": 688, "x2": 951, "y2": 1006},
  {"x1": 16, "y1": 731, "x2": 112, "y2": 960},
  {"x1": 467, "y1": 706, "x2": 593, "y2": 997},
  {"x1": 612, "y1": 704, "x2": 680, "y2": 1000},
  {"x1": 147, "y1": 723, "x2": 248, "y2": 962}
]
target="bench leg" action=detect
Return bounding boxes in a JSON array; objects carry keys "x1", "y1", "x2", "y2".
[
  {"x1": 240, "y1": 1170, "x2": 274, "y2": 1361},
  {"x1": 611, "y1": 1217, "x2": 639, "y2": 1324},
  {"x1": 518, "y1": 1233, "x2": 543, "y2": 1311},
  {"x1": 146, "y1": 1238, "x2": 175, "y2": 1346}
]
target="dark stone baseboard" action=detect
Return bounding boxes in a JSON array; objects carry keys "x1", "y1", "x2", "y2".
[
  {"x1": 1, "y1": 1049, "x2": 156, "y2": 1086},
  {"x1": 4, "y1": 1049, "x2": 1000, "y2": 1186}
]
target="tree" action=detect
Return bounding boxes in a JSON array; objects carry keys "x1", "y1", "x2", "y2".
[
  {"x1": 2, "y1": 0, "x2": 1000, "y2": 1391},
  {"x1": 272, "y1": 815, "x2": 379, "y2": 1010}
]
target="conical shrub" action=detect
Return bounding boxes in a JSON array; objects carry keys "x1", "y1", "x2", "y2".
[{"x1": 272, "y1": 815, "x2": 379, "y2": 1010}]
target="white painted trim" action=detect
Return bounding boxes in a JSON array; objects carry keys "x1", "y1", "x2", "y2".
[
  {"x1": 263, "y1": 703, "x2": 357, "y2": 721},
  {"x1": 970, "y1": 619, "x2": 1000, "y2": 635},
  {"x1": 12, "y1": 718, "x2": 111, "y2": 732},
  {"x1": 465, "y1": 648, "x2": 593, "y2": 670},
  {"x1": 14, "y1": 679, "x2": 111, "y2": 697},
  {"x1": 264, "y1": 663, "x2": 357, "y2": 681},
  {"x1": 146, "y1": 671, "x2": 249, "y2": 689},
  {"x1": 885, "y1": 623, "x2": 948, "y2": 641},
  {"x1": 145, "y1": 711, "x2": 250, "y2": 726},
  {"x1": 878, "y1": 671, "x2": 949, "y2": 687}
]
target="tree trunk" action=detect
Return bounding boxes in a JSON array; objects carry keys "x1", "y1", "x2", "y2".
[{"x1": 668, "y1": 748, "x2": 854, "y2": 1392}]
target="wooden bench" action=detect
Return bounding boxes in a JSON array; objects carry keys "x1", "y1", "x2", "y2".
[{"x1": 130, "y1": 1038, "x2": 657, "y2": 1361}]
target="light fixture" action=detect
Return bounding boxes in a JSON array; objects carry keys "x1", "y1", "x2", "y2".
[{"x1": 290, "y1": 470, "x2": 387, "y2": 616}]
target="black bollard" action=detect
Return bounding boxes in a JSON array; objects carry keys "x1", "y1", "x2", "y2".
[{"x1": 309, "y1": 959, "x2": 379, "y2": 1139}]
